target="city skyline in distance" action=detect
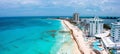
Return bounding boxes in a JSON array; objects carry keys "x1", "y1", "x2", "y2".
[{"x1": 0, "y1": 0, "x2": 120, "y2": 17}]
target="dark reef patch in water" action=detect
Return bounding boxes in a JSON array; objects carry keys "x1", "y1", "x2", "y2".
[
  {"x1": 39, "y1": 37, "x2": 51, "y2": 42},
  {"x1": 7, "y1": 36, "x2": 25, "y2": 44},
  {"x1": 13, "y1": 45, "x2": 19, "y2": 48},
  {"x1": 0, "y1": 44, "x2": 10, "y2": 51},
  {"x1": 44, "y1": 30, "x2": 58, "y2": 38},
  {"x1": 51, "y1": 34, "x2": 56, "y2": 38}
]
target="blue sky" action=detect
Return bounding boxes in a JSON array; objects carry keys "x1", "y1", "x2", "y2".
[{"x1": 0, "y1": 0, "x2": 120, "y2": 17}]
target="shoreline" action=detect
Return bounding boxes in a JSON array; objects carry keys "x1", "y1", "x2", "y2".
[
  {"x1": 62, "y1": 20, "x2": 95, "y2": 54},
  {"x1": 62, "y1": 20, "x2": 83, "y2": 54},
  {"x1": 56, "y1": 20, "x2": 81, "y2": 54}
]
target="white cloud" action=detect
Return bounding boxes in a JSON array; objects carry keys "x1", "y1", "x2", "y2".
[
  {"x1": 0, "y1": 0, "x2": 43, "y2": 9},
  {"x1": 20, "y1": 0, "x2": 40, "y2": 5},
  {"x1": 0, "y1": 0, "x2": 119, "y2": 16},
  {"x1": 0, "y1": 0, "x2": 119, "y2": 9}
]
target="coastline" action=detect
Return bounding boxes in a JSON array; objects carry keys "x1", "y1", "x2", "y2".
[
  {"x1": 62, "y1": 20, "x2": 96, "y2": 54},
  {"x1": 56, "y1": 20, "x2": 81, "y2": 54},
  {"x1": 0, "y1": 19, "x2": 66, "y2": 54}
]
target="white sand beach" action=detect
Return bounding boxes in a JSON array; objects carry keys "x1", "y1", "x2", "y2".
[
  {"x1": 62, "y1": 20, "x2": 96, "y2": 54},
  {"x1": 56, "y1": 20, "x2": 81, "y2": 54}
]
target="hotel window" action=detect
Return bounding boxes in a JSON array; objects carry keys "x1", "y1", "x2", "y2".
[
  {"x1": 113, "y1": 33, "x2": 114, "y2": 36},
  {"x1": 116, "y1": 40, "x2": 119, "y2": 41},
  {"x1": 90, "y1": 21, "x2": 92, "y2": 23},
  {"x1": 99, "y1": 21, "x2": 102, "y2": 23},
  {"x1": 112, "y1": 30, "x2": 114, "y2": 32}
]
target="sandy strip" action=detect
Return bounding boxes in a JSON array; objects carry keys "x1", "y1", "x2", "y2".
[
  {"x1": 56, "y1": 20, "x2": 81, "y2": 54},
  {"x1": 57, "y1": 38, "x2": 81, "y2": 54},
  {"x1": 62, "y1": 20, "x2": 96, "y2": 54}
]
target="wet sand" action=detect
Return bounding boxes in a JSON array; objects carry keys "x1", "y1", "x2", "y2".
[
  {"x1": 62, "y1": 20, "x2": 95, "y2": 54},
  {"x1": 56, "y1": 20, "x2": 81, "y2": 54},
  {"x1": 57, "y1": 38, "x2": 81, "y2": 54}
]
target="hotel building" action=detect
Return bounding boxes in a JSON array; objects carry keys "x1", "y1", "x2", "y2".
[
  {"x1": 101, "y1": 18, "x2": 120, "y2": 54},
  {"x1": 89, "y1": 16, "x2": 103, "y2": 36},
  {"x1": 111, "y1": 18, "x2": 120, "y2": 43},
  {"x1": 73, "y1": 13, "x2": 79, "y2": 24}
]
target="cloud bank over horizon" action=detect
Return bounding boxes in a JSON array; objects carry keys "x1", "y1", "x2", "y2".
[{"x1": 0, "y1": 0, "x2": 120, "y2": 16}]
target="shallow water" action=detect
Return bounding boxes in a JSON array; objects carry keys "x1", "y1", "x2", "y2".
[{"x1": 0, "y1": 18, "x2": 72, "y2": 54}]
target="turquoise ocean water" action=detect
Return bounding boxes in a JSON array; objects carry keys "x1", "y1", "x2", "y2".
[{"x1": 0, "y1": 18, "x2": 72, "y2": 54}]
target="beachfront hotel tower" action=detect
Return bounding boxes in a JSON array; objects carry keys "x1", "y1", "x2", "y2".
[
  {"x1": 89, "y1": 16, "x2": 103, "y2": 36},
  {"x1": 111, "y1": 18, "x2": 120, "y2": 43},
  {"x1": 72, "y1": 13, "x2": 79, "y2": 24}
]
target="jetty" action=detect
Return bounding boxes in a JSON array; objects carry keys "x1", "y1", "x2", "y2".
[{"x1": 58, "y1": 30, "x2": 70, "y2": 33}]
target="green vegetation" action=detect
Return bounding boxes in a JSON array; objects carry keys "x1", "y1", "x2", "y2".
[
  {"x1": 69, "y1": 21, "x2": 78, "y2": 26},
  {"x1": 109, "y1": 49, "x2": 112, "y2": 54},
  {"x1": 103, "y1": 24, "x2": 111, "y2": 30}
]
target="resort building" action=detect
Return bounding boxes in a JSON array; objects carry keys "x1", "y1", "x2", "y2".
[
  {"x1": 88, "y1": 16, "x2": 103, "y2": 36},
  {"x1": 101, "y1": 18, "x2": 120, "y2": 54},
  {"x1": 72, "y1": 13, "x2": 79, "y2": 24},
  {"x1": 111, "y1": 18, "x2": 120, "y2": 43}
]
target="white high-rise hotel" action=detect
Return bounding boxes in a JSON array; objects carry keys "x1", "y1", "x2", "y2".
[
  {"x1": 111, "y1": 18, "x2": 120, "y2": 43},
  {"x1": 89, "y1": 17, "x2": 103, "y2": 36}
]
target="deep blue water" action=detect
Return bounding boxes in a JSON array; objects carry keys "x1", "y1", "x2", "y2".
[
  {"x1": 0, "y1": 16, "x2": 119, "y2": 19},
  {"x1": 0, "y1": 18, "x2": 70, "y2": 54}
]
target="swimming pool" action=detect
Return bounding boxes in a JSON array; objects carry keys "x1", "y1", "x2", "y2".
[
  {"x1": 112, "y1": 49, "x2": 117, "y2": 54},
  {"x1": 93, "y1": 45, "x2": 103, "y2": 51},
  {"x1": 93, "y1": 40, "x2": 103, "y2": 51},
  {"x1": 93, "y1": 40, "x2": 101, "y2": 45}
]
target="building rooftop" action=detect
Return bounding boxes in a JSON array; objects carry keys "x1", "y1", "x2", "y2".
[
  {"x1": 95, "y1": 30, "x2": 110, "y2": 38},
  {"x1": 89, "y1": 16, "x2": 103, "y2": 21},
  {"x1": 102, "y1": 37, "x2": 120, "y2": 48},
  {"x1": 117, "y1": 18, "x2": 120, "y2": 22},
  {"x1": 111, "y1": 18, "x2": 120, "y2": 25},
  {"x1": 111, "y1": 22, "x2": 120, "y2": 25},
  {"x1": 102, "y1": 37, "x2": 114, "y2": 48}
]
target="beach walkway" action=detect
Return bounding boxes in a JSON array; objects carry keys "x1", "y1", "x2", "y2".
[{"x1": 63, "y1": 20, "x2": 95, "y2": 54}]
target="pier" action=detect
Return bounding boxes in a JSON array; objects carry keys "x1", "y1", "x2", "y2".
[{"x1": 58, "y1": 30, "x2": 70, "y2": 33}]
